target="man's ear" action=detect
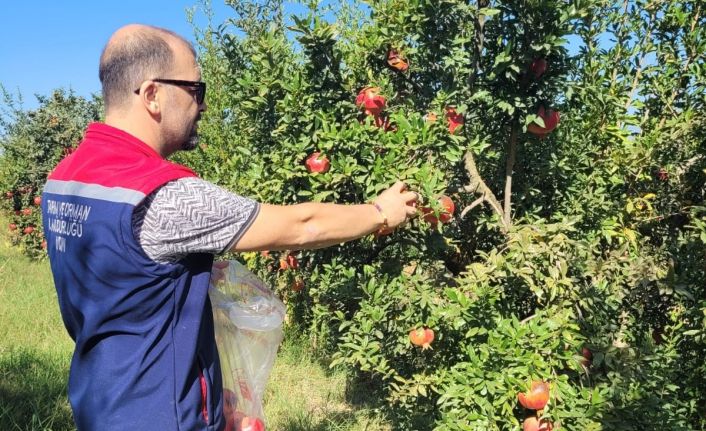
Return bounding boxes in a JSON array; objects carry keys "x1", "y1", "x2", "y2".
[{"x1": 137, "y1": 81, "x2": 161, "y2": 115}]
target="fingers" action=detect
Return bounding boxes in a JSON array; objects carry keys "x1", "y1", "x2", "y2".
[
  {"x1": 406, "y1": 204, "x2": 419, "y2": 217},
  {"x1": 392, "y1": 180, "x2": 407, "y2": 193},
  {"x1": 213, "y1": 261, "x2": 229, "y2": 269},
  {"x1": 386, "y1": 181, "x2": 417, "y2": 201},
  {"x1": 388, "y1": 183, "x2": 419, "y2": 218},
  {"x1": 402, "y1": 190, "x2": 418, "y2": 203}
]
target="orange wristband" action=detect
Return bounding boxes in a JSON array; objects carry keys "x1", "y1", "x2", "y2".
[{"x1": 370, "y1": 202, "x2": 389, "y2": 232}]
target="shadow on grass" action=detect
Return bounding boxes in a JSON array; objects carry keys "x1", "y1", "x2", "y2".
[
  {"x1": 344, "y1": 373, "x2": 435, "y2": 431},
  {"x1": 0, "y1": 348, "x2": 74, "y2": 431}
]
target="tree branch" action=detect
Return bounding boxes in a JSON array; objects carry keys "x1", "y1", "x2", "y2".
[
  {"x1": 468, "y1": 0, "x2": 489, "y2": 93},
  {"x1": 520, "y1": 314, "x2": 537, "y2": 325},
  {"x1": 503, "y1": 125, "x2": 519, "y2": 228},
  {"x1": 460, "y1": 196, "x2": 485, "y2": 218},
  {"x1": 457, "y1": 150, "x2": 507, "y2": 232}
]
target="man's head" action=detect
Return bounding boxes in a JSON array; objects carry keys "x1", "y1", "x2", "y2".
[{"x1": 100, "y1": 24, "x2": 206, "y2": 156}]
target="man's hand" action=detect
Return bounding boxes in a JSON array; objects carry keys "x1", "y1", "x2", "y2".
[{"x1": 372, "y1": 181, "x2": 419, "y2": 231}]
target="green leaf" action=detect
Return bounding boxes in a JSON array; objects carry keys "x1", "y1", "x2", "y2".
[{"x1": 479, "y1": 8, "x2": 501, "y2": 17}]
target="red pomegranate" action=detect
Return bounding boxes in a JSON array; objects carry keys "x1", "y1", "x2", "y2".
[
  {"x1": 445, "y1": 106, "x2": 464, "y2": 134},
  {"x1": 421, "y1": 195, "x2": 455, "y2": 226},
  {"x1": 529, "y1": 58, "x2": 548, "y2": 79},
  {"x1": 409, "y1": 328, "x2": 435, "y2": 350},
  {"x1": 356, "y1": 87, "x2": 386, "y2": 117},
  {"x1": 527, "y1": 106, "x2": 560, "y2": 137},
  {"x1": 305, "y1": 152, "x2": 330, "y2": 173},
  {"x1": 523, "y1": 416, "x2": 553, "y2": 431},
  {"x1": 518, "y1": 381, "x2": 550, "y2": 410},
  {"x1": 240, "y1": 416, "x2": 265, "y2": 431},
  {"x1": 386, "y1": 49, "x2": 409, "y2": 72}
]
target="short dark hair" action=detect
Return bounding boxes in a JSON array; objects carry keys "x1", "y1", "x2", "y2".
[{"x1": 98, "y1": 26, "x2": 196, "y2": 111}]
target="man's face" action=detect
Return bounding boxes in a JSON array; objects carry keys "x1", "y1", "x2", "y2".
[{"x1": 161, "y1": 42, "x2": 206, "y2": 154}]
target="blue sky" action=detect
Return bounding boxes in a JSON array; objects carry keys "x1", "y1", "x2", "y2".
[
  {"x1": 1, "y1": 2, "x2": 586, "y2": 112},
  {"x1": 0, "y1": 1, "x2": 238, "y2": 109}
]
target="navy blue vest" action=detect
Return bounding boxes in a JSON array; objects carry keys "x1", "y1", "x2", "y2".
[{"x1": 42, "y1": 123, "x2": 225, "y2": 431}]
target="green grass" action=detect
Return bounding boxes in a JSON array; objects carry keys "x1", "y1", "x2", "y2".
[
  {"x1": 0, "y1": 233, "x2": 74, "y2": 431},
  {"x1": 264, "y1": 332, "x2": 392, "y2": 431},
  {"x1": 0, "y1": 226, "x2": 392, "y2": 431}
]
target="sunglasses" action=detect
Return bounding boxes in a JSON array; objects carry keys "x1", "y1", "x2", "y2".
[{"x1": 134, "y1": 79, "x2": 206, "y2": 105}]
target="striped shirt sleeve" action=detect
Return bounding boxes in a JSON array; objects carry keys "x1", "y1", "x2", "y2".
[{"x1": 132, "y1": 177, "x2": 260, "y2": 263}]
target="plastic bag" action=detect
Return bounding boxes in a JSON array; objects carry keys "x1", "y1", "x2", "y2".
[{"x1": 209, "y1": 260, "x2": 286, "y2": 431}]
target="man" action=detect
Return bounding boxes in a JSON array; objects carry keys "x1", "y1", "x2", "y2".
[{"x1": 41, "y1": 24, "x2": 417, "y2": 431}]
